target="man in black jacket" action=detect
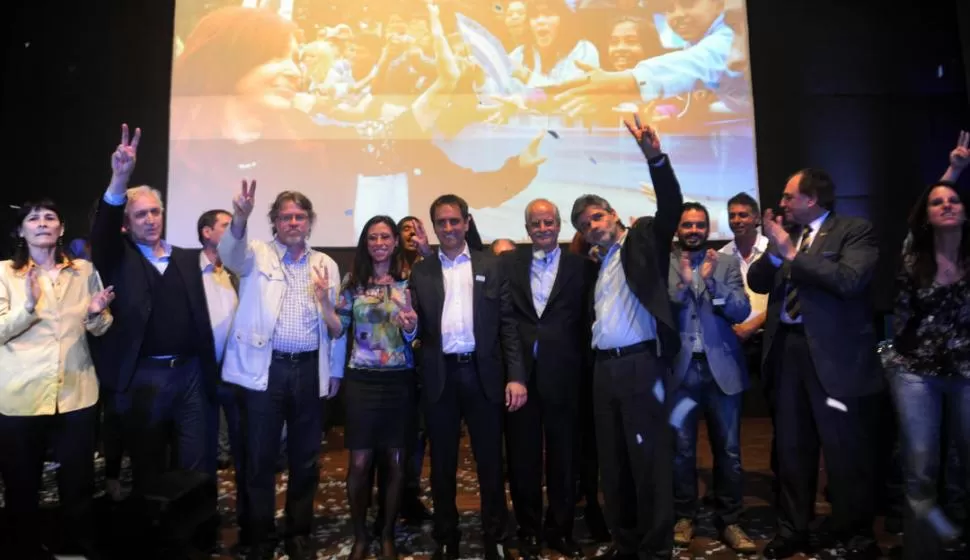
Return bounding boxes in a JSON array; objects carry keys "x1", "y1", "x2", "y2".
[
  {"x1": 91, "y1": 124, "x2": 218, "y2": 495},
  {"x1": 504, "y1": 198, "x2": 594, "y2": 559},
  {"x1": 405, "y1": 195, "x2": 526, "y2": 560},
  {"x1": 748, "y1": 168, "x2": 882, "y2": 559},
  {"x1": 570, "y1": 116, "x2": 683, "y2": 560}
]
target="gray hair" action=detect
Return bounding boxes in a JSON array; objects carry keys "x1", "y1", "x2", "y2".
[
  {"x1": 524, "y1": 198, "x2": 562, "y2": 226},
  {"x1": 570, "y1": 194, "x2": 613, "y2": 231},
  {"x1": 125, "y1": 185, "x2": 165, "y2": 214}
]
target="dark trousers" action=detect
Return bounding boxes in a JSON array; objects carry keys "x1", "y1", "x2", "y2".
[
  {"x1": 671, "y1": 357, "x2": 743, "y2": 529},
  {"x1": 213, "y1": 383, "x2": 247, "y2": 532},
  {"x1": 770, "y1": 327, "x2": 877, "y2": 542},
  {"x1": 593, "y1": 348, "x2": 674, "y2": 559},
  {"x1": 576, "y1": 367, "x2": 602, "y2": 509},
  {"x1": 425, "y1": 359, "x2": 508, "y2": 544},
  {"x1": 113, "y1": 357, "x2": 215, "y2": 494},
  {"x1": 888, "y1": 370, "x2": 970, "y2": 559},
  {"x1": 505, "y1": 376, "x2": 577, "y2": 541},
  {"x1": 100, "y1": 387, "x2": 125, "y2": 480},
  {"x1": 241, "y1": 355, "x2": 323, "y2": 545},
  {"x1": 0, "y1": 406, "x2": 98, "y2": 552}
]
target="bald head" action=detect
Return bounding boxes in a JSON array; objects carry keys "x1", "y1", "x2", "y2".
[
  {"x1": 525, "y1": 198, "x2": 561, "y2": 252},
  {"x1": 491, "y1": 238, "x2": 516, "y2": 255}
]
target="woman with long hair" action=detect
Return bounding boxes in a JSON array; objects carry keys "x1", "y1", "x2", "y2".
[
  {"x1": 321, "y1": 215, "x2": 418, "y2": 560},
  {"x1": 509, "y1": 0, "x2": 599, "y2": 88},
  {"x1": 0, "y1": 199, "x2": 114, "y2": 557},
  {"x1": 888, "y1": 180, "x2": 970, "y2": 558}
]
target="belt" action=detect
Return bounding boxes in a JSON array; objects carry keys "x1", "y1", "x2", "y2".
[
  {"x1": 443, "y1": 352, "x2": 475, "y2": 364},
  {"x1": 595, "y1": 340, "x2": 656, "y2": 360},
  {"x1": 139, "y1": 355, "x2": 194, "y2": 368},
  {"x1": 271, "y1": 349, "x2": 319, "y2": 363}
]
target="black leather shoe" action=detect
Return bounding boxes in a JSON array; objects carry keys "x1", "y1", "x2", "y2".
[
  {"x1": 584, "y1": 505, "x2": 611, "y2": 543},
  {"x1": 432, "y1": 541, "x2": 460, "y2": 560},
  {"x1": 547, "y1": 536, "x2": 584, "y2": 559},
  {"x1": 592, "y1": 545, "x2": 637, "y2": 560},
  {"x1": 517, "y1": 535, "x2": 541, "y2": 560},
  {"x1": 762, "y1": 535, "x2": 811, "y2": 559},
  {"x1": 484, "y1": 540, "x2": 510, "y2": 560},
  {"x1": 284, "y1": 535, "x2": 312, "y2": 560},
  {"x1": 400, "y1": 491, "x2": 432, "y2": 525},
  {"x1": 844, "y1": 540, "x2": 883, "y2": 560},
  {"x1": 246, "y1": 542, "x2": 276, "y2": 560}
]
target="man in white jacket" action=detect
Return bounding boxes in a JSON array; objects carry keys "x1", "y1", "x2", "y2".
[{"x1": 218, "y1": 181, "x2": 346, "y2": 560}]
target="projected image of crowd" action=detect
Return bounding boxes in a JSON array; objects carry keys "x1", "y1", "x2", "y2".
[
  {"x1": 162, "y1": 0, "x2": 756, "y2": 248},
  {"x1": 173, "y1": 0, "x2": 751, "y2": 130}
]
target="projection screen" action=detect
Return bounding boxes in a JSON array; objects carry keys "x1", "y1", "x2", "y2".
[{"x1": 167, "y1": 0, "x2": 758, "y2": 247}]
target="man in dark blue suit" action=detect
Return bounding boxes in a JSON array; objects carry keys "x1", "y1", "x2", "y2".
[
  {"x1": 666, "y1": 202, "x2": 755, "y2": 552},
  {"x1": 748, "y1": 168, "x2": 883, "y2": 559}
]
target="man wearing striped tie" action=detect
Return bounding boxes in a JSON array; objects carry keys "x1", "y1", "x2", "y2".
[{"x1": 747, "y1": 168, "x2": 883, "y2": 559}]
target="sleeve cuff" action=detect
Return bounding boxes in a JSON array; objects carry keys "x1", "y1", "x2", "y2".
[{"x1": 103, "y1": 191, "x2": 126, "y2": 206}]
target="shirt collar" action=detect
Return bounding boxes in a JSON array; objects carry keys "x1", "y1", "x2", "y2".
[
  {"x1": 532, "y1": 246, "x2": 561, "y2": 263},
  {"x1": 438, "y1": 243, "x2": 471, "y2": 265},
  {"x1": 725, "y1": 232, "x2": 769, "y2": 256},
  {"x1": 135, "y1": 240, "x2": 172, "y2": 261},
  {"x1": 806, "y1": 211, "x2": 831, "y2": 236},
  {"x1": 274, "y1": 238, "x2": 310, "y2": 263},
  {"x1": 199, "y1": 250, "x2": 221, "y2": 273}
]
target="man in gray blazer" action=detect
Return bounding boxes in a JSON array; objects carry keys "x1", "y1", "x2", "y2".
[{"x1": 667, "y1": 203, "x2": 756, "y2": 553}]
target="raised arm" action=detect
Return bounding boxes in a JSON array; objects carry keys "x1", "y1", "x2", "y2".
[
  {"x1": 219, "y1": 180, "x2": 258, "y2": 277},
  {"x1": 941, "y1": 130, "x2": 969, "y2": 182},
  {"x1": 410, "y1": 0, "x2": 461, "y2": 132},
  {"x1": 623, "y1": 114, "x2": 683, "y2": 243},
  {"x1": 91, "y1": 123, "x2": 141, "y2": 275}
]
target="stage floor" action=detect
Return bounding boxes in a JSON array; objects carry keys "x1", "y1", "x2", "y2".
[
  {"x1": 8, "y1": 418, "x2": 968, "y2": 559},
  {"x1": 208, "y1": 418, "x2": 907, "y2": 559}
]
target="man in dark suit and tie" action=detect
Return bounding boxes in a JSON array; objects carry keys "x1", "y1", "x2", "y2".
[
  {"x1": 748, "y1": 168, "x2": 883, "y2": 559},
  {"x1": 570, "y1": 117, "x2": 683, "y2": 560},
  {"x1": 503, "y1": 199, "x2": 594, "y2": 560},
  {"x1": 666, "y1": 203, "x2": 756, "y2": 552},
  {"x1": 91, "y1": 124, "x2": 219, "y2": 496},
  {"x1": 405, "y1": 194, "x2": 527, "y2": 560}
]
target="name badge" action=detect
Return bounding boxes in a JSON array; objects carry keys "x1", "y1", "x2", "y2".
[
  {"x1": 712, "y1": 297, "x2": 726, "y2": 306},
  {"x1": 475, "y1": 275, "x2": 486, "y2": 282}
]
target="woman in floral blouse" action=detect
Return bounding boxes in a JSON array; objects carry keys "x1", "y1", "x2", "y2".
[
  {"x1": 322, "y1": 215, "x2": 417, "y2": 560},
  {"x1": 889, "y1": 180, "x2": 970, "y2": 558}
]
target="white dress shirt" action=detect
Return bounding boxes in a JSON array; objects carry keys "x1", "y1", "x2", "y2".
[
  {"x1": 439, "y1": 244, "x2": 476, "y2": 354},
  {"x1": 719, "y1": 232, "x2": 769, "y2": 322},
  {"x1": 592, "y1": 231, "x2": 657, "y2": 350},
  {"x1": 200, "y1": 251, "x2": 238, "y2": 364}
]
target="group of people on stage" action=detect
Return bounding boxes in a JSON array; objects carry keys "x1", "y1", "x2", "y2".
[{"x1": 1, "y1": 117, "x2": 969, "y2": 560}]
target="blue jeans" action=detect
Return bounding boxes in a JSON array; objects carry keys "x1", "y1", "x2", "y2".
[
  {"x1": 671, "y1": 358, "x2": 744, "y2": 529},
  {"x1": 241, "y1": 355, "x2": 324, "y2": 546},
  {"x1": 888, "y1": 370, "x2": 970, "y2": 560}
]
